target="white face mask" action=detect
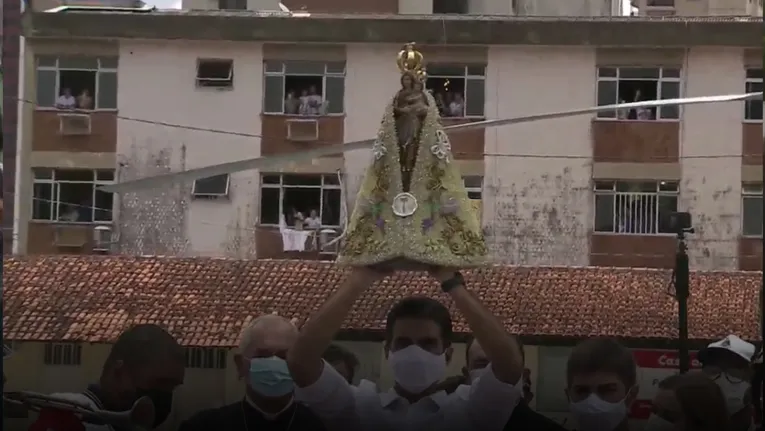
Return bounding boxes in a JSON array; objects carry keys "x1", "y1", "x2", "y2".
[
  {"x1": 569, "y1": 394, "x2": 627, "y2": 431},
  {"x1": 713, "y1": 374, "x2": 750, "y2": 414},
  {"x1": 388, "y1": 345, "x2": 446, "y2": 394},
  {"x1": 645, "y1": 414, "x2": 677, "y2": 431}
]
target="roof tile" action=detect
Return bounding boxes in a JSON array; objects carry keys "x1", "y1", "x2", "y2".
[{"x1": 3, "y1": 256, "x2": 760, "y2": 346}]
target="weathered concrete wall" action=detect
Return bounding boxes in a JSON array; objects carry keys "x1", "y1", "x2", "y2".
[
  {"x1": 484, "y1": 47, "x2": 594, "y2": 266},
  {"x1": 680, "y1": 47, "x2": 744, "y2": 271},
  {"x1": 116, "y1": 40, "x2": 263, "y2": 257},
  {"x1": 342, "y1": 44, "x2": 399, "y2": 204},
  {"x1": 515, "y1": 0, "x2": 616, "y2": 16}
]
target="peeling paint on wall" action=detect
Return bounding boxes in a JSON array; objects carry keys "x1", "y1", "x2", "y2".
[
  {"x1": 484, "y1": 166, "x2": 591, "y2": 266},
  {"x1": 117, "y1": 141, "x2": 191, "y2": 256}
]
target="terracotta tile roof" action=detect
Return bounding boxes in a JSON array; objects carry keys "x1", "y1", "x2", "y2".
[
  {"x1": 3, "y1": 256, "x2": 761, "y2": 346},
  {"x1": 63, "y1": 10, "x2": 765, "y2": 22}
]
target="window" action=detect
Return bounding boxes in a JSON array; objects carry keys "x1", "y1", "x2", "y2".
[
  {"x1": 463, "y1": 176, "x2": 483, "y2": 220},
  {"x1": 260, "y1": 174, "x2": 342, "y2": 228},
  {"x1": 218, "y1": 0, "x2": 246, "y2": 9},
  {"x1": 433, "y1": 0, "x2": 468, "y2": 13},
  {"x1": 185, "y1": 347, "x2": 228, "y2": 369},
  {"x1": 463, "y1": 176, "x2": 483, "y2": 200},
  {"x1": 646, "y1": 0, "x2": 674, "y2": 6},
  {"x1": 745, "y1": 68, "x2": 762, "y2": 121},
  {"x1": 426, "y1": 64, "x2": 485, "y2": 118},
  {"x1": 743, "y1": 183, "x2": 763, "y2": 237},
  {"x1": 192, "y1": 174, "x2": 231, "y2": 198},
  {"x1": 196, "y1": 59, "x2": 234, "y2": 89},
  {"x1": 43, "y1": 343, "x2": 82, "y2": 366},
  {"x1": 594, "y1": 180, "x2": 678, "y2": 235},
  {"x1": 35, "y1": 56, "x2": 118, "y2": 110},
  {"x1": 596, "y1": 67, "x2": 681, "y2": 120},
  {"x1": 263, "y1": 61, "x2": 345, "y2": 115},
  {"x1": 32, "y1": 168, "x2": 114, "y2": 223}
]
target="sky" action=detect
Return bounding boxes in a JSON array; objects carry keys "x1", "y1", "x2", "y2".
[{"x1": 146, "y1": 0, "x2": 634, "y2": 14}]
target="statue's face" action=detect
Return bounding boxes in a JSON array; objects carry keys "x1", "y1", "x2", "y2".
[{"x1": 401, "y1": 74, "x2": 413, "y2": 89}]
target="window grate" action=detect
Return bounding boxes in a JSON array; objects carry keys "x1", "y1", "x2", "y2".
[
  {"x1": 185, "y1": 347, "x2": 228, "y2": 369},
  {"x1": 43, "y1": 343, "x2": 82, "y2": 366}
]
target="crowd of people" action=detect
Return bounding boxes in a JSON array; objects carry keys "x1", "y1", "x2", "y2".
[{"x1": 7, "y1": 266, "x2": 763, "y2": 431}]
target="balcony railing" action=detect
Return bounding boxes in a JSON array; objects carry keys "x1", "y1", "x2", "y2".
[{"x1": 595, "y1": 191, "x2": 676, "y2": 235}]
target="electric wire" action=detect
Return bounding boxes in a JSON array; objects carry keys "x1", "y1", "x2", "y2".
[{"x1": 4, "y1": 96, "x2": 763, "y2": 161}]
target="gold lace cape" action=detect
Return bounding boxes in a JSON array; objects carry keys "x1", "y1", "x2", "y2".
[{"x1": 337, "y1": 91, "x2": 487, "y2": 268}]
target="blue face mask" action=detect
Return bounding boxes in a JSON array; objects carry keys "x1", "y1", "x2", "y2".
[{"x1": 249, "y1": 357, "x2": 294, "y2": 398}]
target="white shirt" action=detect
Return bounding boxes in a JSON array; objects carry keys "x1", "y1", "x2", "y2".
[
  {"x1": 305, "y1": 217, "x2": 321, "y2": 229},
  {"x1": 56, "y1": 95, "x2": 77, "y2": 109},
  {"x1": 295, "y1": 360, "x2": 521, "y2": 431},
  {"x1": 301, "y1": 95, "x2": 323, "y2": 115},
  {"x1": 449, "y1": 101, "x2": 464, "y2": 117}
]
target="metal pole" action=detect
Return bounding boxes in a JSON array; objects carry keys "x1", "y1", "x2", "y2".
[{"x1": 675, "y1": 234, "x2": 690, "y2": 374}]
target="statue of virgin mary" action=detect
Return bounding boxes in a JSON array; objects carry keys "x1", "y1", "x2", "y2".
[{"x1": 336, "y1": 43, "x2": 487, "y2": 270}]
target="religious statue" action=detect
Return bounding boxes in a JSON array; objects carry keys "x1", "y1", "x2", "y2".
[{"x1": 336, "y1": 43, "x2": 487, "y2": 270}]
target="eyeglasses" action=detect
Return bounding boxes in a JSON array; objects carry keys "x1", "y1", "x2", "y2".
[{"x1": 703, "y1": 366, "x2": 749, "y2": 383}]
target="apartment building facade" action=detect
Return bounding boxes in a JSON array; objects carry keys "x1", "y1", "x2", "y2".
[
  {"x1": 632, "y1": 0, "x2": 762, "y2": 16},
  {"x1": 13, "y1": 10, "x2": 763, "y2": 271}
]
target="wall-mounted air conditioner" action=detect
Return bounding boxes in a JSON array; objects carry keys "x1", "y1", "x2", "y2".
[
  {"x1": 286, "y1": 118, "x2": 320, "y2": 142},
  {"x1": 58, "y1": 112, "x2": 92, "y2": 136}
]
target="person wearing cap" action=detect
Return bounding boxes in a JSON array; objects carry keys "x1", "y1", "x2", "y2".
[{"x1": 698, "y1": 334, "x2": 756, "y2": 431}]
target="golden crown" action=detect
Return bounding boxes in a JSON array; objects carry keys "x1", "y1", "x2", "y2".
[{"x1": 396, "y1": 42, "x2": 427, "y2": 81}]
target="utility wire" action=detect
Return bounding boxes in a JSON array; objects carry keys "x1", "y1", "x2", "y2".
[
  {"x1": 5, "y1": 96, "x2": 763, "y2": 161},
  {"x1": 2, "y1": 191, "x2": 762, "y2": 254}
]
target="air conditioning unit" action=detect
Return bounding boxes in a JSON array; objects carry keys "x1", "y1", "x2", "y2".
[
  {"x1": 318, "y1": 228, "x2": 340, "y2": 255},
  {"x1": 286, "y1": 118, "x2": 320, "y2": 142},
  {"x1": 92, "y1": 225, "x2": 114, "y2": 253},
  {"x1": 644, "y1": 7, "x2": 675, "y2": 15},
  {"x1": 58, "y1": 113, "x2": 92, "y2": 136},
  {"x1": 53, "y1": 225, "x2": 89, "y2": 248}
]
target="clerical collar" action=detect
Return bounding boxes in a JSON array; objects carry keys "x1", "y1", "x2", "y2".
[{"x1": 244, "y1": 394, "x2": 294, "y2": 420}]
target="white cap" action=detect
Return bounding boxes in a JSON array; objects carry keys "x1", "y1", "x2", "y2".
[{"x1": 699, "y1": 334, "x2": 756, "y2": 364}]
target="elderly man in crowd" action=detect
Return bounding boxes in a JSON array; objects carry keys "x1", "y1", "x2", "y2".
[{"x1": 179, "y1": 314, "x2": 327, "y2": 431}]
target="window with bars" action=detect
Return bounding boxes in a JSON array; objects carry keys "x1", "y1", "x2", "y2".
[
  {"x1": 594, "y1": 180, "x2": 679, "y2": 235},
  {"x1": 744, "y1": 68, "x2": 763, "y2": 121},
  {"x1": 742, "y1": 183, "x2": 763, "y2": 237},
  {"x1": 185, "y1": 347, "x2": 228, "y2": 369},
  {"x1": 43, "y1": 343, "x2": 82, "y2": 366},
  {"x1": 596, "y1": 67, "x2": 681, "y2": 120}
]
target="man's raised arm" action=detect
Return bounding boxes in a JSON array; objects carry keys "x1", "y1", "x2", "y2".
[
  {"x1": 288, "y1": 268, "x2": 386, "y2": 419},
  {"x1": 431, "y1": 268, "x2": 524, "y2": 430}
]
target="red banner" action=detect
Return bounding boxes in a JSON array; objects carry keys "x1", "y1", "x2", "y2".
[{"x1": 629, "y1": 349, "x2": 700, "y2": 419}]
